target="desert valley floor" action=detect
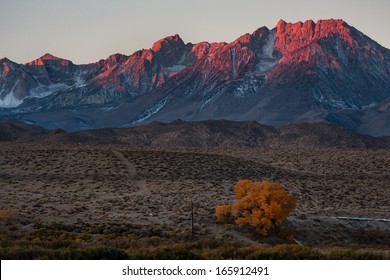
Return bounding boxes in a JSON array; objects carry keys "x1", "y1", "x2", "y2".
[{"x1": 1, "y1": 142, "x2": 390, "y2": 258}]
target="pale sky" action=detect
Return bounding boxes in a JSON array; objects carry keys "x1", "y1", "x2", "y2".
[{"x1": 1, "y1": 0, "x2": 389, "y2": 64}]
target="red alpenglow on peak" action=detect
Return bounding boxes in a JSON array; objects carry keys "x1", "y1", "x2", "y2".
[
  {"x1": 100, "y1": 53, "x2": 129, "y2": 71},
  {"x1": 191, "y1": 42, "x2": 211, "y2": 58},
  {"x1": 273, "y1": 19, "x2": 361, "y2": 64},
  {"x1": 276, "y1": 19, "x2": 348, "y2": 36},
  {"x1": 40, "y1": 53, "x2": 62, "y2": 60},
  {"x1": 0, "y1": 58, "x2": 19, "y2": 76},
  {"x1": 234, "y1": 33, "x2": 253, "y2": 44},
  {"x1": 26, "y1": 53, "x2": 72, "y2": 67},
  {"x1": 275, "y1": 19, "x2": 354, "y2": 52},
  {"x1": 151, "y1": 34, "x2": 185, "y2": 52}
]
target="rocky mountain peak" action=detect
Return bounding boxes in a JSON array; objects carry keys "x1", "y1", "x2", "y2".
[
  {"x1": 275, "y1": 19, "x2": 354, "y2": 50},
  {"x1": 0, "y1": 57, "x2": 12, "y2": 64},
  {"x1": 149, "y1": 34, "x2": 192, "y2": 68},
  {"x1": 101, "y1": 53, "x2": 129, "y2": 71},
  {"x1": 41, "y1": 53, "x2": 62, "y2": 60},
  {"x1": 251, "y1": 26, "x2": 271, "y2": 39},
  {"x1": 275, "y1": 19, "x2": 348, "y2": 34},
  {"x1": 0, "y1": 57, "x2": 18, "y2": 75},
  {"x1": 191, "y1": 42, "x2": 211, "y2": 58},
  {"x1": 273, "y1": 19, "x2": 362, "y2": 66},
  {"x1": 151, "y1": 34, "x2": 185, "y2": 53},
  {"x1": 26, "y1": 53, "x2": 72, "y2": 67},
  {"x1": 234, "y1": 33, "x2": 253, "y2": 45}
]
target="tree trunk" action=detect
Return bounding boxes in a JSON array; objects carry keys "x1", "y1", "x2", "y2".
[{"x1": 271, "y1": 219, "x2": 279, "y2": 234}]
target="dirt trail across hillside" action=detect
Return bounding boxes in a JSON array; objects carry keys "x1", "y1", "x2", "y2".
[{"x1": 111, "y1": 149, "x2": 137, "y2": 178}]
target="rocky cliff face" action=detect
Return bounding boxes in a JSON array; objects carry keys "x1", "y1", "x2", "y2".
[
  {"x1": 0, "y1": 57, "x2": 37, "y2": 107},
  {"x1": 0, "y1": 53, "x2": 101, "y2": 108},
  {"x1": 270, "y1": 19, "x2": 390, "y2": 109},
  {"x1": 0, "y1": 36, "x2": 196, "y2": 109},
  {"x1": 122, "y1": 19, "x2": 390, "y2": 129},
  {"x1": 1, "y1": 19, "x2": 390, "y2": 135}
]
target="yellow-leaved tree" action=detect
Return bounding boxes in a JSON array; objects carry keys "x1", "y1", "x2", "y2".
[
  {"x1": 215, "y1": 205, "x2": 233, "y2": 223},
  {"x1": 216, "y1": 180, "x2": 297, "y2": 236}
]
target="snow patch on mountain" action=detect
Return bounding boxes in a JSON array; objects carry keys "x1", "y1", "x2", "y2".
[
  {"x1": 256, "y1": 32, "x2": 278, "y2": 73},
  {"x1": 230, "y1": 48, "x2": 236, "y2": 78},
  {"x1": 0, "y1": 91, "x2": 23, "y2": 108},
  {"x1": 232, "y1": 75, "x2": 265, "y2": 97},
  {"x1": 73, "y1": 76, "x2": 86, "y2": 87},
  {"x1": 361, "y1": 102, "x2": 377, "y2": 109},
  {"x1": 101, "y1": 105, "x2": 118, "y2": 112},
  {"x1": 129, "y1": 96, "x2": 170, "y2": 125},
  {"x1": 29, "y1": 82, "x2": 70, "y2": 98},
  {"x1": 199, "y1": 94, "x2": 217, "y2": 112},
  {"x1": 263, "y1": 32, "x2": 276, "y2": 58},
  {"x1": 162, "y1": 65, "x2": 187, "y2": 74},
  {"x1": 0, "y1": 78, "x2": 24, "y2": 108}
]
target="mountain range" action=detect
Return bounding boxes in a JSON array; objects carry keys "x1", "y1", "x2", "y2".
[{"x1": 1, "y1": 19, "x2": 390, "y2": 135}]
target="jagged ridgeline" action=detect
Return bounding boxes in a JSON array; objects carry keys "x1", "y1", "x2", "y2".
[{"x1": 1, "y1": 19, "x2": 390, "y2": 135}]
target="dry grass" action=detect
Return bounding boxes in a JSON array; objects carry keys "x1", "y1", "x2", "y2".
[{"x1": 0, "y1": 142, "x2": 389, "y2": 259}]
